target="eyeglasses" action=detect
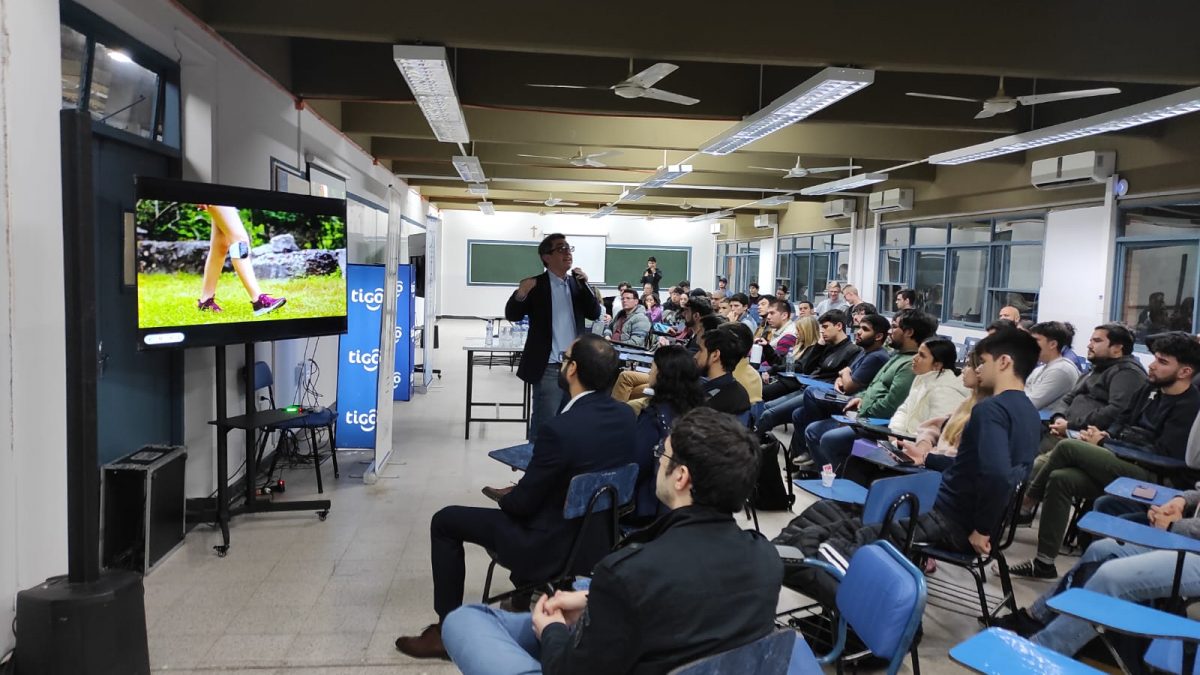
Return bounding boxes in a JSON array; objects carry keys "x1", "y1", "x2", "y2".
[
  {"x1": 550, "y1": 244, "x2": 575, "y2": 253},
  {"x1": 653, "y1": 442, "x2": 682, "y2": 465},
  {"x1": 558, "y1": 352, "x2": 574, "y2": 363}
]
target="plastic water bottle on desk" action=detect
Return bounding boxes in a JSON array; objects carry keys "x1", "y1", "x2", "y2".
[
  {"x1": 785, "y1": 351, "x2": 795, "y2": 374},
  {"x1": 484, "y1": 319, "x2": 494, "y2": 346},
  {"x1": 518, "y1": 320, "x2": 528, "y2": 346}
]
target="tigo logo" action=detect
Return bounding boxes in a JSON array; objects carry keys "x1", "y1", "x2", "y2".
[
  {"x1": 396, "y1": 279, "x2": 404, "y2": 295},
  {"x1": 345, "y1": 408, "x2": 377, "y2": 433},
  {"x1": 395, "y1": 325, "x2": 403, "y2": 343},
  {"x1": 392, "y1": 371, "x2": 402, "y2": 390},
  {"x1": 348, "y1": 348, "x2": 381, "y2": 372},
  {"x1": 351, "y1": 287, "x2": 385, "y2": 311}
]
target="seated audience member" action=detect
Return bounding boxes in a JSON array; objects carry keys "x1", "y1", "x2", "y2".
[
  {"x1": 696, "y1": 327, "x2": 752, "y2": 415},
  {"x1": 999, "y1": 305, "x2": 1022, "y2": 323},
  {"x1": 1013, "y1": 331, "x2": 1200, "y2": 579},
  {"x1": 834, "y1": 314, "x2": 891, "y2": 396},
  {"x1": 604, "y1": 288, "x2": 650, "y2": 346},
  {"x1": 728, "y1": 292, "x2": 757, "y2": 330},
  {"x1": 396, "y1": 335, "x2": 636, "y2": 658},
  {"x1": 721, "y1": 322, "x2": 763, "y2": 405},
  {"x1": 894, "y1": 288, "x2": 916, "y2": 311},
  {"x1": 754, "y1": 299, "x2": 798, "y2": 364},
  {"x1": 1025, "y1": 321, "x2": 1080, "y2": 411},
  {"x1": 850, "y1": 302, "x2": 877, "y2": 324},
  {"x1": 795, "y1": 300, "x2": 815, "y2": 319},
  {"x1": 640, "y1": 282, "x2": 655, "y2": 301},
  {"x1": 641, "y1": 292, "x2": 663, "y2": 324},
  {"x1": 756, "y1": 311, "x2": 859, "y2": 432},
  {"x1": 996, "y1": 491, "x2": 1200, "y2": 658},
  {"x1": 811, "y1": 336, "x2": 968, "y2": 469},
  {"x1": 752, "y1": 296, "x2": 774, "y2": 341},
  {"x1": 760, "y1": 315, "x2": 819, "y2": 385},
  {"x1": 717, "y1": 296, "x2": 732, "y2": 319},
  {"x1": 776, "y1": 285, "x2": 789, "y2": 301},
  {"x1": 842, "y1": 285, "x2": 862, "y2": 308},
  {"x1": 678, "y1": 280, "x2": 691, "y2": 296},
  {"x1": 668, "y1": 296, "x2": 714, "y2": 352},
  {"x1": 442, "y1": 410, "x2": 782, "y2": 675},
  {"x1": 747, "y1": 282, "x2": 764, "y2": 316},
  {"x1": 814, "y1": 281, "x2": 851, "y2": 315},
  {"x1": 788, "y1": 309, "x2": 936, "y2": 465},
  {"x1": 774, "y1": 329, "x2": 1041, "y2": 606},
  {"x1": 1044, "y1": 323, "x2": 1147, "y2": 450},
  {"x1": 627, "y1": 345, "x2": 705, "y2": 520},
  {"x1": 615, "y1": 301, "x2": 715, "y2": 403},
  {"x1": 602, "y1": 281, "x2": 632, "y2": 321},
  {"x1": 900, "y1": 349, "x2": 991, "y2": 468},
  {"x1": 662, "y1": 286, "x2": 683, "y2": 315}
]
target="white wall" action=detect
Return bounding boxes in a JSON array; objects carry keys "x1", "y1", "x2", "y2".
[
  {"x1": 0, "y1": 0, "x2": 69, "y2": 657},
  {"x1": 438, "y1": 211, "x2": 717, "y2": 318},
  {"x1": 78, "y1": 0, "x2": 401, "y2": 497},
  {"x1": 1039, "y1": 204, "x2": 1116, "y2": 354}
]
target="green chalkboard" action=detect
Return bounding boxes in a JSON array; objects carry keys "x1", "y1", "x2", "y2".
[
  {"x1": 605, "y1": 247, "x2": 691, "y2": 289},
  {"x1": 468, "y1": 241, "x2": 545, "y2": 285}
]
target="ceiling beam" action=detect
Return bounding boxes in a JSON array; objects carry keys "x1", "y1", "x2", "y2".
[{"x1": 201, "y1": 1, "x2": 1200, "y2": 84}]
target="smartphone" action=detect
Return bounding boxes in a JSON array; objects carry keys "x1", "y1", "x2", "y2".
[
  {"x1": 877, "y1": 440, "x2": 913, "y2": 465},
  {"x1": 1131, "y1": 485, "x2": 1158, "y2": 500}
]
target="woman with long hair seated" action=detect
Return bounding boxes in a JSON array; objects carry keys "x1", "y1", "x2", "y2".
[
  {"x1": 887, "y1": 337, "x2": 971, "y2": 437},
  {"x1": 628, "y1": 345, "x2": 705, "y2": 521},
  {"x1": 898, "y1": 348, "x2": 991, "y2": 469}
]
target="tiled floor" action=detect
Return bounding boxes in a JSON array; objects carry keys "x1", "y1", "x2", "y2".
[{"x1": 146, "y1": 319, "x2": 1072, "y2": 673}]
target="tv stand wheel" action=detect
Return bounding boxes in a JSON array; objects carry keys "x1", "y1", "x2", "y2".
[
  {"x1": 318, "y1": 510, "x2": 329, "y2": 521},
  {"x1": 214, "y1": 544, "x2": 229, "y2": 558}
]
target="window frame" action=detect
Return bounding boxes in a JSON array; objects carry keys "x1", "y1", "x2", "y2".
[
  {"x1": 776, "y1": 231, "x2": 850, "y2": 304},
  {"x1": 714, "y1": 240, "x2": 761, "y2": 295},
  {"x1": 1112, "y1": 197, "x2": 1200, "y2": 342}
]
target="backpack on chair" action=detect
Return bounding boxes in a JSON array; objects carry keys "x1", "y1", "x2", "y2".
[{"x1": 752, "y1": 434, "x2": 793, "y2": 510}]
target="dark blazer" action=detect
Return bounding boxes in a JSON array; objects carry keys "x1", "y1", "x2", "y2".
[
  {"x1": 540, "y1": 505, "x2": 783, "y2": 675},
  {"x1": 496, "y1": 392, "x2": 637, "y2": 581},
  {"x1": 701, "y1": 373, "x2": 751, "y2": 416},
  {"x1": 506, "y1": 271, "x2": 602, "y2": 384}
]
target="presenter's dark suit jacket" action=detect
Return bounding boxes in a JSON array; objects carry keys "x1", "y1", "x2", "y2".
[
  {"x1": 505, "y1": 271, "x2": 601, "y2": 384},
  {"x1": 496, "y1": 392, "x2": 637, "y2": 581}
]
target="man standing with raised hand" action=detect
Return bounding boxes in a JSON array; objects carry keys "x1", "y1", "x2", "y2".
[{"x1": 506, "y1": 233, "x2": 602, "y2": 441}]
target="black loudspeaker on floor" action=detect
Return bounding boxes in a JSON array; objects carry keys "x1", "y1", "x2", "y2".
[{"x1": 14, "y1": 570, "x2": 150, "y2": 675}]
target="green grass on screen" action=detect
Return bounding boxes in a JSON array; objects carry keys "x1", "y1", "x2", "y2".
[{"x1": 138, "y1": 272, "x2": 346, "y2": 328}]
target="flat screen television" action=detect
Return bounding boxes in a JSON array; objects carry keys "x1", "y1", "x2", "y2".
[{"x1": 135, "y1": 176, "x2": 348, "y2": 350}]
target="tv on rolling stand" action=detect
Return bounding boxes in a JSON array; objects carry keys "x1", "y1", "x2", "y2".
[{"x1": 134, "y1": 176, "x2": 348, "y2": 350}]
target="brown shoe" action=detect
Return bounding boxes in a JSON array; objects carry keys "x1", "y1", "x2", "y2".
[
  {"x1": 482, "y1": 485, "x2": 515, "y2": 502},
  {"x1": 395, "y1": 623, "x2": 449, "y2": 660}
]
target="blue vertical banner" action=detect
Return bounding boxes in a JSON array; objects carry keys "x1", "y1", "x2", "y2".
[
  {"x1": 393, "y1": 264, "x2": 414, "y2": 401},
  {"x1": 337, "y1": 264, "x2": 385, "y2": 448}
]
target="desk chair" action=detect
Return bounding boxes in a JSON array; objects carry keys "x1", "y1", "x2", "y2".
[
  {"x1": 950, "y1": 627, "x2": 1104, "y2": 674},
  {"x1": 481, "y1": 463, "x2": 638, "y2": 605},
  {"x1": 248, "y1": 361, "x2": 338, "y2": 494},
  {"x1": 794, "y1": 470, "x2": 942, "y2": 555},
  {"x1": 781, "y1": 541, "x2": 926, "y2": 675},
  {"x1": 667, "y1": 629, "x2": 799, "y2": 675},
  {"x1": 914, "y1": 480, "x2": 1027, "y2": 626}
]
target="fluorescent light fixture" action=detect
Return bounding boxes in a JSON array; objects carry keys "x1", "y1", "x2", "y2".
[
  {"x1": 591, "y1": 204, "x2": 618, "y2": 218},
  {"x1": 467, "y1": 183, "x2": 489, "y2": 196},
  {"x1": 640, "y1": 164, "x2": 693, "y2": 189},
  {"x1": 753, "y1": 195, "x2": 795, "y2": 207},
  {"x1": 619, "y1": 188, "x2": 646, "y2": 202},
  {"x1": 929, "y1": 85, "x2": 1200, "y2": 165},
  {"x1": 687, "y1": 209, "x2": 734, "y2": 223},
  {"x1": 476, "y1": 201, "x2": 495, "y2": 215},
  {"x1": 699, "y1": 67, "x2": 875, "y2": 155},
  {"x1": 800, "y1": 173, "x2": 888, "y2": 196},
  {"x1": 393, "y1": 45, "x2": 470, "y2": 143},
  {"x1": 452, "y1": 155, "x2": 486, "y2": 183}
]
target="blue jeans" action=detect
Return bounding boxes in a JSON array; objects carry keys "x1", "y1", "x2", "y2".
[
  {"x1": 755, "y1": 389, "x2": 808, "y2": 433},
  {"x1": 528, "y1": 364, "x2": 564, "y2": 442},
  {"x1": 813, "y1": 426, "x2": 859, "y2": 470},
  {"x1": 787, "y1": 390, "x2": 845, "y2": 460},
  {"x1": 443, "y1": 605, "x2": 543, "y2": 675},
  {"x1": 1029, "y1": 538, "x2": 1200, "y2": 656}
]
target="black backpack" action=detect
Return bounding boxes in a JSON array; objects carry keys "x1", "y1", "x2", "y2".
[{"x1": 752, "y1": 435, "x2": 793, "y2": 510}]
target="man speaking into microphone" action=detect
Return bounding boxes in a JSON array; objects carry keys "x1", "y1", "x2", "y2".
[{"x1": 506, "y1": 233, "x2": 602, "y2": 440}]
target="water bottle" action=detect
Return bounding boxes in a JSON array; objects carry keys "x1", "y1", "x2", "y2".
[
  {"x1": 785, "y1": 351, "x2": 795, "y2": 374},
  {"x1": 484, "y1": 319, "x2": 494, "y2": 346},
  {"x1": 518, "y1": 320, "x2": 527, "y2": 346}
]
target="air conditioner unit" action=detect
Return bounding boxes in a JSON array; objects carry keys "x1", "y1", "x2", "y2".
[
  {"x1": 753, "y1": 213, "x2": 778, "y2": 230},
  {"x1": 868, "y1": 188, "x2": 914, "y2": 214},
  {"x1": 709, "y1": 222, "x2": 722, "y2": 235},
  {"x1": 822, "y1": 198, "x2": 856, "y2": 220},
  {"x1": 1031, "y1": 150, "x2": 1115, "y2": 190}
]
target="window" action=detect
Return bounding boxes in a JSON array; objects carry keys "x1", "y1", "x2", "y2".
[
  {"x1": 776, "y1": 231, "x2": 849, "y2": 303},
  {"x1": 714, "y1": 240, "x2": 761, "y2": 294},
  {"x1": 61, "y1": 26, "x2": 87, "y2": 110},
  {"x1": 875, "y1": 217, "x2": 1045, "y2": 325},
  {"x1": 89, "y1": 41, "x2": 159, "y2": 139},
  {"x1": 1113, "y1": 202, "x2": 1200, "y2": 342}
]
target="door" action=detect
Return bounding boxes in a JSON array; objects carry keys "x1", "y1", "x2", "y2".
[{"x1": 91, "y1": 132, "x2": 182, "y2": 464}]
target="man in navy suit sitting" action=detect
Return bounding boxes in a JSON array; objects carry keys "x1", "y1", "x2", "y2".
[{"x1": 396, "y1": 334, "x2": 636, "y2": 659}]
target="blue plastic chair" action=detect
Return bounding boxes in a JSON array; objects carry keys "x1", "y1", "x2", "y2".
[
  {"x1": 482, "y1": 462, "x2": 639, "y2": 604},
  {"x1": 247, "y1": 360, "x2": 338, "y2": 493},
  {"x1": 668, "y1": 629, "x2": 799, "y2": 675},
  {"x1": 794, "y1": 470, "x2": 942, "y2": 553},
  {"x1": 785, "y1": 540, "x2": 927, "y2": 675},
  {"x1": 950, "y1": 627, "x2": 1104, "y2": 674}
]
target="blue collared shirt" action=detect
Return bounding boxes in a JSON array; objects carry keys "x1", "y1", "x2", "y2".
[{"x1": 548, "y1": 271, "x2": 578, "y2": 363}]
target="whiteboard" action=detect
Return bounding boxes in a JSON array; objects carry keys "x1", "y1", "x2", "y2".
[{"x1": 560, "y1": 234, "x2": 608, "y2": 284}]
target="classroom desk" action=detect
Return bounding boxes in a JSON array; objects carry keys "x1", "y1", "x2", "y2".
[{"x1": 463, "y1": 338, "x2": 531, "y2": 440}]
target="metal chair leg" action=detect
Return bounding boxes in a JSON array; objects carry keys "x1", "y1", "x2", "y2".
[
  {"x1": 327, "y1": 423, "x2": 339, "y2": 478},
  {"x1": 309, "y1": 427, "x2": 325, "y2": 494},
  {"x1": 482, "y1": 559, "x2": 498, "y2": 602}
]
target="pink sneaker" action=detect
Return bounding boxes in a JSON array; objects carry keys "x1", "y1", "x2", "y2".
[
  {"x1": 197, "y1": 297, "x2": 223, "y2": 312},
  {"x1": 251, "y1": 294, "x2": 286, "y2": 316}
]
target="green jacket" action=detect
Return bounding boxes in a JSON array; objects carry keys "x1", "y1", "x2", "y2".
[{"x1": 859, "y1": 350, "x2": 917, "y2": 419}]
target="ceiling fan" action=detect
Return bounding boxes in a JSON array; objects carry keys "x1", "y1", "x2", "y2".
[
  {"x1": 906, "y1": 76, "x2": 1121, "y2": 119},
  {"x1": 527, "y1": 61, "x2": 700, "y2": 106},
  {"x1": 516, "y1": 147, "x2": 620, "y2": 168},
  {"x1": 748, "y1": 156, "x2": 862, "y2": 178},
  {"x1": 647, "y1": 200, "x2": 699, "y2": 210},
  {"x1": 516, "y1": 194, "x2": 579, "y2": 208}
]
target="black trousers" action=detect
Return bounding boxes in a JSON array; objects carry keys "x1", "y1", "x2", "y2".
[{"x1": 430, "y1": 505, "x2": 517, "y2": 620}]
